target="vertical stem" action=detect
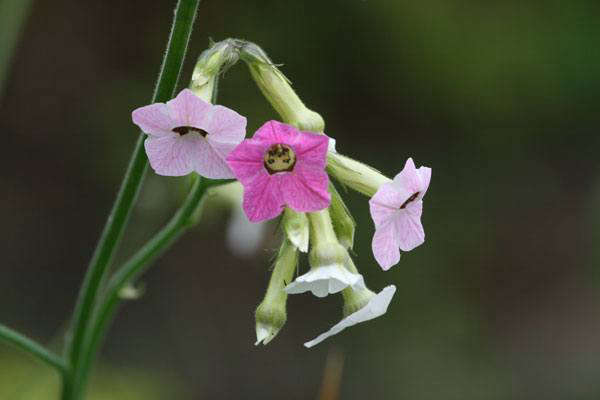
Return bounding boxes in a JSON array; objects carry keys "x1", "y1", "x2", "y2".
[
  {"x1": 70, "y1": 177, "x2": 211, "y2": 399},
  {"x1": 69, "y1": 67, "x2": 221, "y2": 400},
  {"x1": 0, "y1": 0, "x2": 33, "y2": 96},
  {"x1": 63, "y1": 0, "x2": 202, "y2": 398}
]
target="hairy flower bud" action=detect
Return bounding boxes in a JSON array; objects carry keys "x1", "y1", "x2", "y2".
[
  {"x1": 190, "y1": 39, "x2": 241, "y2": 102},
  {"x1": 255, "y1": 239, "x2": 298, "y2": 345}
]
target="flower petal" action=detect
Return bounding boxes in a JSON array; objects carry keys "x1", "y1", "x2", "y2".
[
  {"x1": 285, "y1": 265, "x2": 365, "y2": 298},
  {"x1": 253, "y1": 120, "x2": 298, "y2": 143},
  {"x1": 132, "y1": 103, "x2": 175, "y2": 137},
  {"x1": 242, "y1": 173, "x2": 285, "y2": 222},
  {"x1": 144, "y1": 135, "x2": 199, "y2": 176},
  {"x1": 166, "y1": 89, "x2": 212, "y2": 127},
  {"x1": 369, "y1": 182, "x2": 405, "y2": 227},
  {"x1": 416, "y1": 166, "x2": 432, "y2": 199},
  {"x1": 372, "y1": 221, "x2": 401, "y2": 270},
  {"x1": 304, "y1": 285, "x2": 397, "y2": 348},
  {"x1": 194, "y1": 138, "x2": 236, "y2": 179},
  {"x1": 226, "y1": 140, "x2": 269, "y2": 184},
  {"x1": 395, "y1": 201, "x2": 425, "y2": 251},
  {"x1": 294, "y1": 132, "x2": 329, "y2": 169},
  {"x1": 202, "y1": 105, "x2": 247, "y2": 143},
  {"x1": 282, "y1": 164, "x2": 330, "y2": 213}
]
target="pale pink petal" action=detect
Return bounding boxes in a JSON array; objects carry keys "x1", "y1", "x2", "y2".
[
  {"x1": 281, "y1": 164, "x2": 330, "y2": 212},
  {"x1": 372, "y1": 222, "x2": 401, "y2": 270},
  {"x1": 166, "y1": 89, "x2": 212, "y2": 127},
  {"x1": 416, "y1": 166, "x2": 432, "y2": 199},
  {"x1": 132, "y1": 103, "x2": 175, "y2": 137},
  {"x1": 369, "y1": 182, "x2": 406, "y2": 227},
  {"x1": 144, "y1": 135, "x2": 199, "y2": 176},
  {"x1": 202, "y1": 105, "x2": 247, "y2": 143},
  {"x1": 294, "y1": 132, "x2": 329, "y2": 169},
  {"x1": 395, "y1": 201, "x2": 425, "y2": 251},
  {"x1": 242, "y1": 174, "x2": 285, "y2": 222},
  {"x1": 194, "y1": 139, "x2": 236, "y2": 179},
  {"x1": 393, "y1": 158, "x2": 422, "y2": 194},
  {"x1": 226, "y1": 140, "x2": 270, "y2": 184}
]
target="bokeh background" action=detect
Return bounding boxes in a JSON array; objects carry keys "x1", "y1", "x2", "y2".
[{"x1": 2, "y1": 0, "x2": 600, "y2": 399}]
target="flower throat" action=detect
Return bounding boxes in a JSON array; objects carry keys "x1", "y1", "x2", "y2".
[{"x1": 264, "y1": 144, "x2": 296, "y2": 174}]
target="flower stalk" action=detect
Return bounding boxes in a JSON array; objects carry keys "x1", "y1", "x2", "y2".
[
  {"x1": 240, "y1": 42, "x2": 324, "y2": 132},
  {"x1": 62, "y1": 0, "x2": 203, "y2": 398}
]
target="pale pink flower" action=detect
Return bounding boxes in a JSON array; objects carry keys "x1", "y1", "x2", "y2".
[
  {"x1": 369, "y1": 158, "x2": 431, "y2": 270},
  {"x1": 226, "y1": 120, "x2": 330, "y2": 222},
  {"x1": 132, "y1": 89, "x2": 246, "y2": 178}
]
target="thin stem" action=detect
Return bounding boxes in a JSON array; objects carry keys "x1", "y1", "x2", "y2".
[
  {"x1": 0, "y1": 323, "x2": 66, "y2": 374},
  {"x1": 0, "y1": 0, "x2": 34, "y2": 96},
  {"x1": 69, "y1": 78, "x2": 222, "y2": 400},
  {"x1": 65, "y1": 0, "x2": 202, "y2": 384},
  {"x1": 63, "y1": 1, "x2": 202, "y2": 399},
  {"x1": 72, "y1": 176, "x2": 212, "y2": 397}
]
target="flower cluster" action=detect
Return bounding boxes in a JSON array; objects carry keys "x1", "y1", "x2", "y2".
[{"x1": 131, "y1": 39, "x2": 431, "y2": 347}]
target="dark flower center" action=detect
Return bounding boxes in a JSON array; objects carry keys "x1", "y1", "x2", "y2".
[
  {"x1": 264, "y1": 144, "x2": 296, "y2": 174},
  {"x1": 172, "y1": 126, "x2": 208, "y2": 137},
  {"x1": 400, "y1": 192, "x2": 420, "y2": 209}
]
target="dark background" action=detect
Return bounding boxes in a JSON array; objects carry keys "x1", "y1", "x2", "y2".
[{"x1": 1, "y1": 0, "x2": 600, "y2": 399}]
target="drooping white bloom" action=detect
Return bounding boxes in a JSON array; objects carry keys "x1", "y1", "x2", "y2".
[
  {"x1": 285, "y1": 241, "x2": 365, "y2": 298},
  {"x1": 285, "y1": 264, "x2": 365, "y2": 298},
  {"x1": 304, "y1": 285, "x2": 397, "y2": 348}
]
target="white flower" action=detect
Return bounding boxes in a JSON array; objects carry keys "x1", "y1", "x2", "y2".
[
  {"x1": 209, "y1": 181, "x2": 269, "y2": 258},
  {"x1": 285, "y1": 264, "x2": 365, "y2": 298},
  {"x1": 255, "y1": 322, "x2": 280, "y2": 345},
  {"x1": 304, "y1": 285, "x2": 397, "y2": 348},
  {"x1": 226, "y1": 206, "x2": 269, "y2": 257}
]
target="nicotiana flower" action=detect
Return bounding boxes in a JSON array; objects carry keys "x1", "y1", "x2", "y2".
[
  {"x1": 369, "y1": 158, "x2": 431, "y2": 270},
  {"x1": 226, "y1": 120, "x2": 331, "y2": 222},
  {"x1": 132, "y1": 89, "x2": 246, "y2": 178},
  {"x1": 304, "y1": 285, "x2": 397, "y2": 348},
  {"x1": 285, "y1": 209, "x2": 365, "y2": 298}
]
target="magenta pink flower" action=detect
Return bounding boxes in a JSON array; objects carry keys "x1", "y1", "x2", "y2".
[
  {"x1": 369, "y1": 158, "x2": 431, "y2": 270},
  {"x1": 132, "y1": 89, "x2": 246, "y2": 178},
  {"x1": 226, "y1": 120, "x2": 331, "y2": 222}
]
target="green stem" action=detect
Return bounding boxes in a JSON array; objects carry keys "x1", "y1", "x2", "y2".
[
  {"x1": 69, "y1": 76, "x2": 222, "y2": 400},
  {"x1": 64, "y1": 0, "x2": 201, "y2": 396},
  {"x1": 0, "y1": 323, "x2": 66, "y2": 374},
  {"x1": 0, "y1": 0, "x2": 33, "y2": 96},
  {"x1": 72, "y1": 176, "x2": 212, "y2": 398}
]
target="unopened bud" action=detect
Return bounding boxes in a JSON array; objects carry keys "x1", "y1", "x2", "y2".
[
  {"x1": 190, "y1": 39, "x2": 241, "y2": 102},
  {"x1": 255, "y1": 239, "x2": 298, "y2": 345}
]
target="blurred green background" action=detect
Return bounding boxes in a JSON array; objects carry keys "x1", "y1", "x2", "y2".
[{"x1": 2, "y1": 0, "x2": 600, "y2": 399}]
